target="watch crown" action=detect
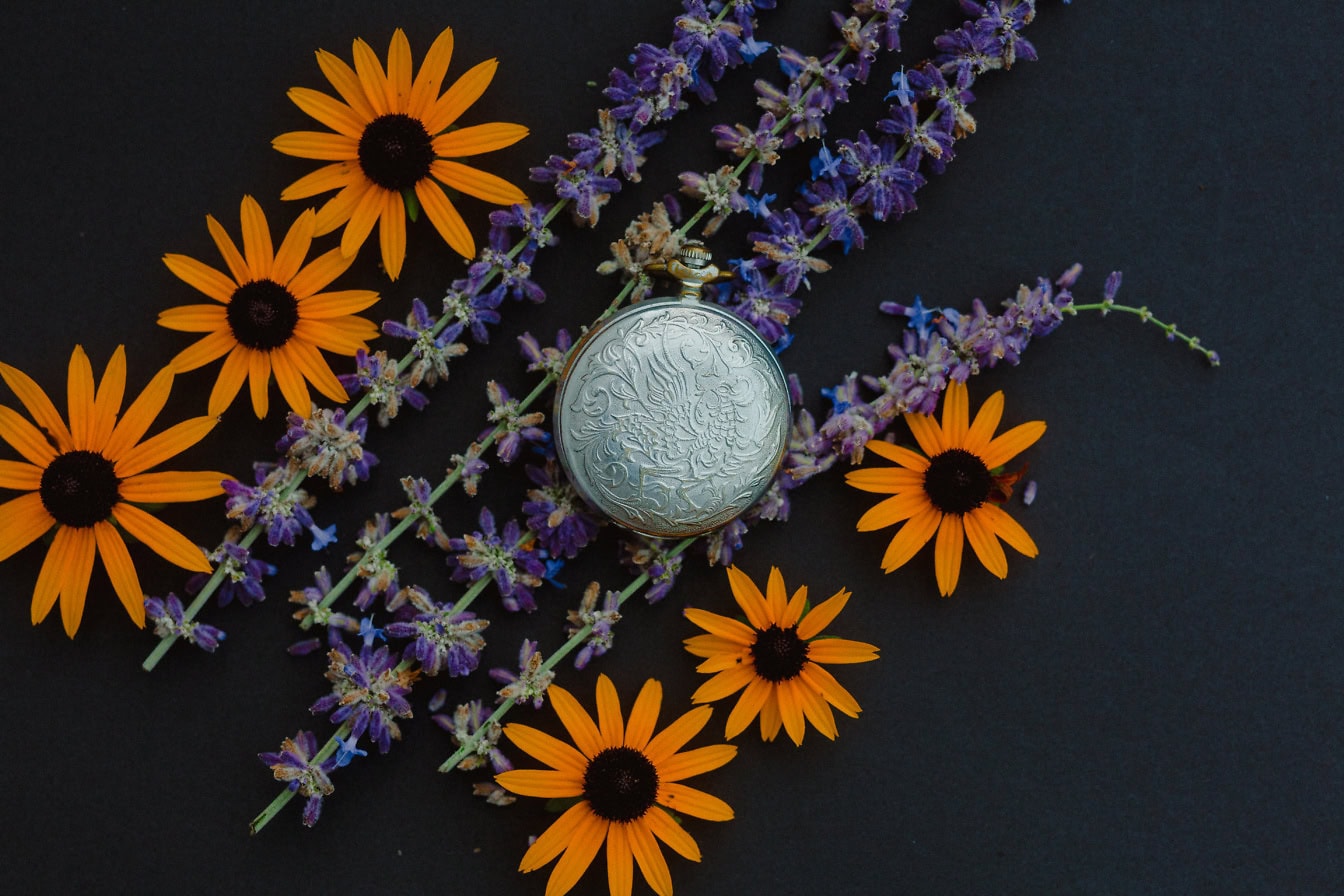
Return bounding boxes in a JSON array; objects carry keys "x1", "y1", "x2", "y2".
[{"x1": 677, "y1": 242, "x2": 713, "y2": 270}]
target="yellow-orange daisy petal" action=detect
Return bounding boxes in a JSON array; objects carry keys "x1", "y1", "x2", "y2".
[
  {"x1": 492, "y1": 768, "x2": 582, "y2": 799},
  {"x1": 432, "y1": 122, "x2": 529, "y2": 157},
  {"x1": 606, "y1": 819, "x2": 634, "y2": 896},
  {"x1": 963, "y1": 506, "x2": 1009, "y2": 579},
  {"x1": 0, "y1": 492, "x2": 54, "y2": 562},
  {"x1": 683, "y1": 631, "x2": 749, "y2": 659},
  {"x1": 272, "y1": 208, "x2": 318, "y2": 285},
  {"x1": 776, "y1": 677, "x2": 807, "y2": 745},
  {"x1": 208, "y1": 346, "x2": 252, "y2": 418},
  {"x1": 799, "y1": 663, "x2": 862, "y2": 718},
  {"x1": 429, "y1": 159, "x2": 529, "y2": 205},
  {"x1": 501, "y1": 723, "x2": 588, "y2": 776},
  {"x1": 515, "y1": 800, "x2": 591, "y2": 873},
  {"x1": 247, "y1": 349, "x2": 272, "y2": 418},
  {"x1": 113, "y1": 416, "x2": 217, "y2": 479},
  {"x1": 723, "y1": 675, "x2": 773, "y2": 740},
  {"x1": 657, "y1": 782, "x2": 735, "y2": 822},
  {"x1": 806, "y1": 637, "x2": 881, "y2": 664},
  {"x1": 350, "y1": 36, "x2": 391, "y2": 117},
  {"x1": 642, "y1": 705, "x2": 713, "y2": 766},
  {"x1": 339, "y1": 180, "x2": 385, "y2": 260},
  {"x1": 157, "y1": 304, "x2": 229, "y2": 332},
  {"x1": 0, "y1": 459, "x2": 43, "y2": 491},
  {"x1": 0, "y1": 361, "x2": 72, "y2": 453},
  {"x1": 287, "y1": 86, "x2": 367, "y2": 138},
  {"x1": 385, "y1": 29, "x2": 413, "y2": 110},
  {"x1": 66, "y1": 345, "x2": 95, "y2": 449},
  {"x1": 162, "y1": 253, "x2": 237, "y2": 303},
  {"x1": 904, "y1": 408, "x2": 945, "y2": 457},
  {"x1": 111, "y1": 502, "x2": 211, "y2": 573},
  {"x1": 880, "y1": 505, "x2": 942, "y2": 573},
  {"x1": 104, "y1": 366, "x2": 174, "y2": 462},
  {"x1": 269, "y1": 345, "x2": 313, "y2": 417},
  {"x1": 31, "y1": 522, "x2": 75, "y2": 625},
  {"x1": 763, "y1": 566, "x2": 789, "y2": 624},
  {"x1": 407, "y1": 27, "x2": 455, "y2": 120},
  {"x1": 204, "y1": 213, "x2": 250, "y2": 285},
  {"x1": 281, "y1": 161, "x2": 360, "y2": 202},
  {"x1": 238, "y1": 196, "x2": 275, "y2": 281},
  {"x1": 89, "y1": 346, "x2": 126, "y2": 453},
  {"x1": 546, "y1": 809, "x2": 607, "y2": 896},
  {"x1": 288, "y1": 246, "x2": 359, "y2": 299},
  {"x1": 845, "y1": 465, "x2": 926, "y2": 494},
  {"x1": 690, "y1": 663, "x2": 757, "y2": 705},
  {"x1": 377, "y1": 187, "x2": 407, "y2": 280},
  {"x1": 297, "y1": 289, "x2": 380, "y2": 319},
  {"x1": 964, "y1": 389, "x2": 1005, "y2": 456},
  {"x1": 983, "y1": 419, "x2": 1048, "y2": 470},
  {"x1": 795, "y1": 677, "x2": 839, "y2": 740},
  {"x1": 795, "y1": 587, "x2": 852, "y2": 640},
  {"x1": 169, "y1": 329, "x2": 237, "y2": 374},
  {"x1": 976, "y1": 502, "x2": 1039, "y2": 558},
  {"x1": 862, "y1": 437, "x2": 930, "y2": 470},
  {"x1": 58, "y1": 525, "x2": 97, "y2": 637},
  {"x1": 594, "y1": 673, "x2": 625, "y2": 749},
  {"x1": 656, "y1": 744, "x2": 737, "y2": 783},
  {"x1": 281, "y1": 339, "x2": 349, "y2": 406},
  {"x1": 93, "y1": 521, "x2": 145, "y2": 628},
  {"x1": 725, "y1": 564, "x2": 772, "y2": 630},
  {"x1": 547, "y1": 684, "x2": 604, "y2": 759},
  {"x1": 314, "y1": 48, "x2": 377, "y2": 123},
  {"x1": 934, "y1": 512, "x2": 966, "y2": 596},
  {"x1": 941, "y1": 378, "x2": 970, "y2": 444},
  {"x1": 0, "y1": 405, "x2": 58, "y2": 467},
  {"x1": 415, "y1": 178, "x2": 474, "y2": 258},
  {"x1": 645, "y1": 805, "x2": 701, "y2": 862},
  {"x1": 424, "y1": 57, "x2": 498, "y2": 133},
  {"x1": 627, "y1": 815, "x2": 673, "y2": 896},
  {"x1": 292, "y1": 318, "x2": 375, "y2": 355},
  {"x1": 856, "y1": 489, "x2": 932, "y2": 531},
  {"x1": 623, "y1": 678, "x2": 662, "y2": 752},
  {"x1": 119, "y1": 470, "x2": 228, "y2": 504}
]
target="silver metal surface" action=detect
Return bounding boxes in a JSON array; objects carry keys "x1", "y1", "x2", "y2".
[{"x1": 553, "y1": 298, "x2": 791, "y2": 538}]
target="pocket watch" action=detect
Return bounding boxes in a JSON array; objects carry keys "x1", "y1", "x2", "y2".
[{"x1": 553, "y1": 243, "x2": 792, "y2": 538}]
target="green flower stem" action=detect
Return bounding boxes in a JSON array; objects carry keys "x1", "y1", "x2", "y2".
[
  {"x1": 142, "y1": 199, "x2": 573, "y2": 671},
  {"x1": 248, "y1": 719, "x2": 352, "y2": 836},
  {"x1": 437, "y1": 536, "x2": 696, "y2": 774},
  {"x1": 1067, "y1": 301, "x2": 1220, "y2": 365}
]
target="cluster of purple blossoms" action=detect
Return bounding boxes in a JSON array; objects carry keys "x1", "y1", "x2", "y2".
[
  {"x1": 565, "y1": 583, "x2": 622, "y2": 670},
  {"x1": 517, "y1": 328, "x2": 573, "y2": 381},
  {"x1": 521, "y1": 460, "x2": 603, "y2": 559},
  {"x1": 310, "y1": 640, "x2": 415, "y2": 754},
  {"x1": 287, "y1": 567, "x2": 362, "y2": 656},
  {"x1": 346, "y1": 514, "x2": 400, "y2": 611},
  {"x1": 384, "y1": 587, "x2": 488, "y2": 678},
  {"x1": 144, "y1": 593, "x2": 224, "y2": 652},
  {"x1": 222, "y1": 462, "x2": 318, "y2": 548},
  {"x1": 259, "y1": 731, "x2": 338, "y2": 827},
  {"x1": 382, "y1": 298, "x2": 469, "y2": 389},
  {"x1": 619, "y1": 536, "x2": 685, "y2": 604},
  {"x1": 187, "y1": 529, "x2": 274, "y2": 607},
  {"x1": 391, "y1": 476, "x2": 447, "y2": 550},
  {"x1": 277, "y1": 407, "x2": 377, "y2": 491},
  {"x1": 482, "y1": 381, "x2": 548, "y2": 465},
  {"x1": 338, "y1": 349, "x2": 428, "y2": 428},
  {"x1": 489, "y1": 639, "x2": 554, "y2": 709},
  {"x1": 432, "y1": 698, "x2": 512, "y2": 773},
  {"x1": 444, "y1": 508, "x2": 546, "y2": 613}
]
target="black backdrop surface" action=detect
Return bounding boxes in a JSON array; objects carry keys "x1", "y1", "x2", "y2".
[{"x1": 1, "y1": 2, "x2": 1339, "y2": 894}]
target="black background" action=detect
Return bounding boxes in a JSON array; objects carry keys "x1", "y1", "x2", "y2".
[{"x1": 2, "y1": 2, "x2": 1339, "y2": 894}]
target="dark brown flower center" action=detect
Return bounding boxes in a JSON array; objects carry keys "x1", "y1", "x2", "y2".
[
  {"x1": 358, "y1": 113, "x2": 435, "y2": 192},
  {"x1": 227, "y1": 279, "x2": 300, "y2": 350},
  {"x1": 40, "y1": 450, "x2": 121, "y2": 527},
  {"x1": 923, "y1": 447, "x2": 992, "y2": 515},
  {"x1": 583, "y1": 746, "x2": 659, "y2": 822},
  {"x1": 750, "y1": 624, "x2": 809, "y2": 682}
]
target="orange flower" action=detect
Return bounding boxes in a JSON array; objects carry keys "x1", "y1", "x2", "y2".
[
  {"x1": 685, "y1": 566, "x2": 878, "y2": 745},
  {"x1": 159, "y1": 195, "x2": 380, "y2": 419},
  {"x1": 846, "y1": 380, "x2": 1045, "y2": 595},
  {"x1": 273, "y1": 26, "x2": 528, "y2": 277},
  {"x1": 0, "y1": 346, "x2": 229, "y2": 636},
  {"x1": 495, "y1": 674, "x2": 735, "y2": 896}
]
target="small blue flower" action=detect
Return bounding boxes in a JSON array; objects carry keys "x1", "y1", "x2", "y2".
[
  {"x1": 358, "y1": 617, "x2": 386, "y2": 647},
  {"x1": 333, "y1": 736, "x2": 368, "y2": 769},
  {"x1": 809, "y1": 142, "x2": 842, "y2": 180},
  {"x1": 886, "y1": 67, "x2": 915, "y2": 106},
  {"x1": 744, "y1": 191, "x2": 777, "y2": 219},
  {"x1": 309, "y1": 523, "x2": 338, "y2": 551}
]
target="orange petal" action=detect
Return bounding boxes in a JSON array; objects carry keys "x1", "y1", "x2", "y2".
[
  {"x1": 205, "y1": 212, "x2": 250, "y2": 285},
  {"x1": 725, "y1": 564, "x2": 771, "y2": 630},
  {"x1": 272, "y1": 130, "x2": 361, "y2": 161},
  {"x1": 282, "y1": 338, "x2": 349, "y2": 406},
  {"x1": 645, "y1": 805, "x2": 701, "y2": 861},
  {"x1": 643, "y1": 705, "x2": 712, "y2": 766},
  {"x1": 0, "y1": 405, "x2": 58, "y2": 467},
  {"x1": 296, "y1": 289, "x2": 380, "y2": 319},
  {"x1": 350, "y1": 36, "x2": 391, "y2": 117},
  {"x1": 207, "y1": 345, "x2": 252, "y2": 417},
  {"x1": 314, "y1": 47, "x2": 377, "y2": 124},
  {"x1": 627, "y1": 814, "x2": 673, "y2": 896},
  {"x1": 941, "y1": 379, "x2": 969, "y2": 445},
  {"x1": 407, "y1": 27, "x2": 454, "y2": 121},
  {"x1": 805, "y1": 638, "x2": 879, "y2": 664},
  {"x1": 0, "y1": 360, "x2": 73, "y2": 452},
  {"x1": 904, "y1": 408, "x2": 945, "y2": 458},
  {"x1": 682, "y1": 606, "x2": 756, "y2": 646},
  {"x1": 606, "y1": 818, "x2": 634, "y2": 896},
  {"x1": 690, "y1": 663, "x2": 756, "y2": 705},
  {"x1": 425, "y1": 58, "x2": 497, "y2": 133},
  {"x1": 593, "y1": 674, "x2": 625, "y2": 749},
  {"x1": 385, "y1": 29, "x2": 412, "y2": 111},
  {"x1": 157, "y1": 304, "x2": 229, "y2": 333},
  {"x1": 292, "y1": 319, "x2": 374, "y2": 355},
  {"x1": 0, "y1": 492, "x2": 55, "y2": 562},
  {"x1": 657, "y1": 782, "x2": 734, "y2": 822},
  {"x1": 119, "y1": 470, "x2": 229, "y2": 504},
  {"x1": 270, "y1": 346, "x2": 313, "y2": 418},
  {"x1": 113, "y1": 416, "x2": 217, "y2": 479},
  {"x1": 764, "y1": 566, "x2": 788, "y2": 624},
  {"x1": 964, "y1": 390, "x2": 1005, "y2": 457},
  {"x1": 983, "y1": 420, "x2": 1047, "y2": 470},
  {"x1": 238, "y1": 196, "x2": 275, "y2": 281},
  {"x1": 794, "y1": 676, "x2": 839, "y2": 740},
  {"x1": 247, "y1": 349, "x2": 272, "y2": 418},
  {"x1": 623, "y1": 678, "x2": 662, "y2": 752},
  {"x1": 976, "y1": 502, "x2": 1039, "y2": 558},
  {"x1": 272, "y1": 209, "x2": 318, "y2": 286},
  {"x1": 312, "y1": 178, "x2": 372, "y2": 237},
  {"x1": 845, "y1": 466, "x2": 925, "y2": 494},
  {"x1": 287, "y1": 86, "x2": 367, "y2": 139},
  {"x1": 723, "y1": 675, "x2": 772, "y2": 741},
  {"x1": 432, "y1": 122, "x2": 529, "y2": 157},
  {"x1": 168, "y1": 329, "x2": 237, "y2": 374},
  {"x1": 289, "y1": 246, "x2": 358, "y2": 300},
  {"x1": 492, "y1": 768, "x2": 582, "y2": 799},
  {"x1": 31, "y1": 522, "x2": 74, "y2": 624},
  {"x1": 862, "y1": 438, "x2": 929, "y2": 470},
  {"x1": 795, "y1": 587, "x2": 852, "y2": 640},
  {"x1": 104, "y1": 366, "x2": 174, "y2": 461},
  {"x1": 415, "y1": 178, "x2": 474, "y2": 259},
  {"x1": 963, "y1": 506, "x2": 1009, "y2": 579},
  {"x1": 93, "y1": 521, "x2": 145, "y2": 628},
  {"x1": 500, "y1": 723, "x2": 588, "y2": 776},
  {"x1": 0, "y1": 459, "x2": 43, "y2": 491},
  {"x1": 280, "y1": 161, "x2": 360, "y2": 202},
  {"x1": 514, "y1": 800, "x2": 590, "y2": 872},
  {"x1": 799, "y1": 663, "x2": 862, "y2": 717},
  {"x1": 162, "y1": 253, "x2": 238, "y2": 303},
  {"x1": 88, "y1": 345, "x2": 126, "y2": 453},
  {"x1": 856, "y1": 490, "x2": 932, "y2": 531},
  {"x1": 111, "y1": 502, "x2": 211, "y2": 572},
  {"x1": 377, "y1": 187, "x2": 407, "y2": 281},
  {"x1": 430, "y1": 159, "x2": 528, "y2": 205},
  {"x1": 547, "y1": 685, "x2": 603, "y2": 759},
  {"x1": 546, "y1": 809, "x2": 607, "y2": 896},
  {"x1": 776, "y1": 677, "x2": 807, "y2": 745},
  {"x1": 878, "y1": 506, "x2": 941, "y2": 573},
  {"x1": 66, "y1": 345, "x2": 95, "y2": 449},
  {"x1": 934, "y1": 513, "x2": 965, "y2": 596},
  {"x1": 656, "y1": 744, "x2": 736, "y2": 783},
  {"x1": 57, "y1": 526, "x2": 97, "y2": 637},
  {"x1": 340, "y1": 181, "x2": 386, "y2": 261}
]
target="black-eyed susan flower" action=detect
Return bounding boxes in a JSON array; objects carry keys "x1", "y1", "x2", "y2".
[
  {"x1": 495, "y1": 674, "x2": 735, "y2": 896},
  {"x1": 0, "y1": 346, "x2": 229, "y2": 637},
  {"x1": 845, "y1": 379, "x2": 1045, "y2": 596},
  {"x1": 159, "y1": 195, "x2": 381, "y2": 419},
  {"x1": 273, "y1": 26, "x2": 529, "y2": 277},
  {"x1": 684, "y1": 566, "x2": 878, "y2": 746}
]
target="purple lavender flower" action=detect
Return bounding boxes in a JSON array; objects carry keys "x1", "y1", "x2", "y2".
[
  {"x1": 465, "y1": 245, "x2": 545, "y2": 306},
  {"x1": 673, "y1": 1, "x2": 746, "y2": 82},
  {"x1": 570, "y1": 109, "x2": 666, "y2": 183},
  {"x1": 522, "y1": 460, "x2": 602, "y2": 559},
  {"x1": 391, "y1": 476, "x2": 447, "y2": 550},
  {"x1": 727, "y1": 264, "x2": 802, "y2": 345},
  {"x1": 144, "y1": 592, "x2": 225, "y2": 652},
  {"x1": 798, "y1": 175, "x2": 866, "y2": 254},
  {"x1": 565, "y1": 582, "x2": 622, "y2": 670},
  {"x1": 444, "y1": 508, "x2": 545, "y2": 613},
  {"x1": 259, "y1": 731, "x2": 337, "y2": 828},
  {"x1": 678, "y1": 165, "x2": 748, "y2": 236},
  {"x1": 449, "y1": 443, "x2": 489, "y2": 498},
  {"x1": 836, "y1": 130, "x2": 924, "y2": 221},
  {"x1": 288, "y1": 566, "x2": 361, "y2": 648},
  {"x1": 277, "y1": 407, "x2": 377, "y2": 490},
  {"x1": 619, "y1": 537, "x2": 684, "y2": 605},
  {"x1": 384, "y1": 587, "x2": 488, "y2": 678},
  {"x1": 710, "y1": 113, "x2": 783, "y2": 192},
  {"x1": 776, "y1": 46, "x2": 852, "y2": 112},
  {"x1": 481, "y1": 381, "x2": 547, "y2": 465},
  {"x1": 337, "y1": 349, "x2": 428, "y2": 428},
  {"x1": 934, "y1": 20, "x2": 1006, "y2": 76},
  {"x1": 703, "y1": 517, "x2": 748, "y2": 567},
  {"x1": 489, "y1": 639, "x2": 554, "y2": 708},
  {"x1": 959, "y1": 0, "x2": 1038, "y2": 68},
  {"x1": 518, "y1": 329, "x2": 573, "y2": 380},
  {"x1": 222, "y1": 462, "x2": 316, "y2": 548},
  {"x1": 381, "y1": 298, "x2": 468, "y2": 389},
  {"x1": 346, "y1": 514, "x2": 399, "y2": 611},
  {"x1": 187, "y1": 529, "x2": 274, "y2": 607},
  {"x1": 818, "y1": 374, "x2": 880, "y2": 463},
  {"x1": 754, "y1": 77, "x2": 827, "y2": 148},
  {"x1": 530, "y1": 155, "x2": 623, "y2": 227},
  {"x1": 434, "y1": 699, "x2": 512, "y2": 773},
  {"x1": 489, "y1": 202, "x2": 559, "y2": 253},
  {"x1": 747, "y1": 208, "x2": 831, "y2": 294},
  {"x1": 442, "y1": 284, "x2": 502, "y2": 345},
  {"x1": 311, "y1": 641, "x2": 414, "y2": 754}
]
